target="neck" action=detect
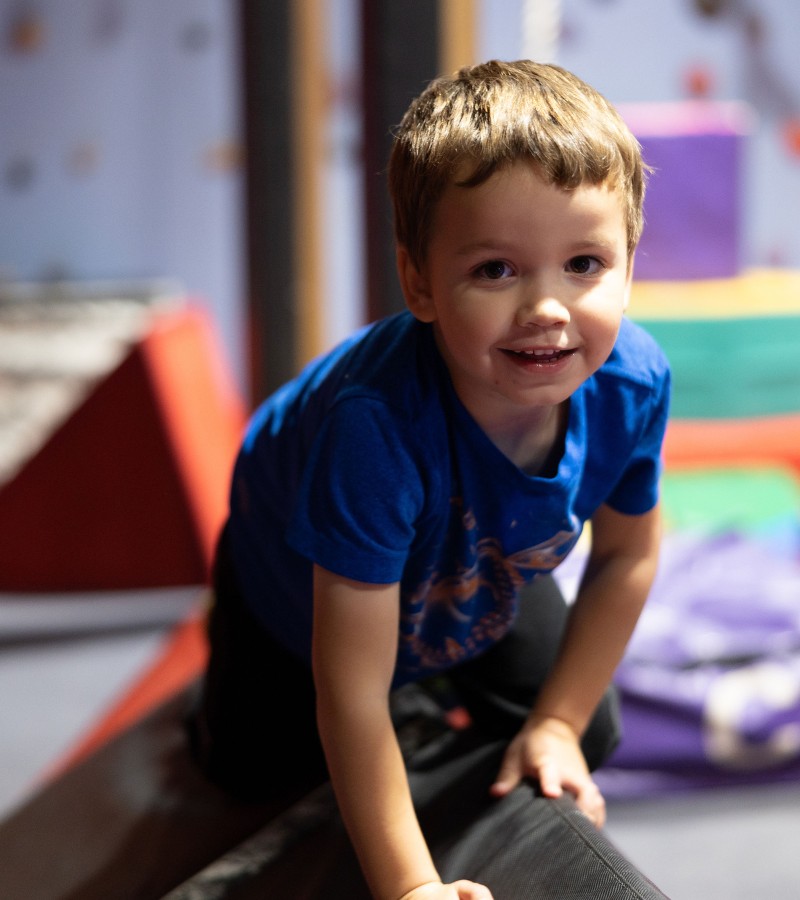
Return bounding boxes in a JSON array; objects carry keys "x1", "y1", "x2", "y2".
[{"x1": 476, "y1": 401, "x2": 569, "y2": 476}]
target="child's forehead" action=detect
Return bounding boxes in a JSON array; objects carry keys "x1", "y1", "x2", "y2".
[
  {"x1": 429, "y1": 160, "x2": 630, "y2": 252},
  {"x1": 446, "y1": 157, "x2": 624, "y2": 205}
]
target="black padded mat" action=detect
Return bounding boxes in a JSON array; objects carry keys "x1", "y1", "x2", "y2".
[
  {"x1": 0, "y1": 684, "x2": 669, "y2": 900},
  {"x1": 166, "y1": 732, "x2": 671, "y2": 900}
]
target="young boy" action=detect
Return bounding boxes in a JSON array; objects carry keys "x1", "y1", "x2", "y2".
[{"x1": 193, "y1": 60, "x2": 670, "y2": 900}]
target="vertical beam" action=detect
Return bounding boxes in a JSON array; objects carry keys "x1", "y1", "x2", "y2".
[
  {"x1": 240, "y1": 0, "x2": 294, "y2": 402},
  {"x1": 440, "y1": 0, "x2": 477, "y2": 75},
  {"x1": 361, "y1": 0, "x2": 440, "y2": 322},
  {"x1": 291, "y1": 0, "x2": 326, "y2": 367},
  {"x1": 360, "y1": 0, "x2": 477, "y2": 323},
  {"x1": 240, "y1": 0, "x2": 326, "y2": 402}
]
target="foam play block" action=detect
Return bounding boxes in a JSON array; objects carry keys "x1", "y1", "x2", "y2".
[
  {"x1": 630, "y1": 270, "x2": 800, "y2": 419},
  {"x1": 663, "y1": 414, "x2": 800, "y2": 477},
  {"x1": 637, "y1": 313, "x2": 800, "y2": 419},
  {"x1": 0, "y1": 684, "x2": 670, "y2": 900},
  {"x1": 0, "y1": 306, "x2": 245, "y2": 591},
  {"x1": 630, "y1": 268, "x2": 800, "y2": 320},
  {"x1": 620, "y1": 101, "x2": 752, "y2": 280},
  {"x1": 0, "y1": 685, "x2": 280, "y2": 900},
  {"x1": 660, "y1": 464, "x2": 800, "y2": 535},
  {"x1": 165, "y1": 738, "x2": 671, "y2": 899},
  {"x1": 601, "y1": 527, "x2": 800, "y2": 795},
  {"x1": 48, "y1": 605, "x2": 210, "y2": 778}
]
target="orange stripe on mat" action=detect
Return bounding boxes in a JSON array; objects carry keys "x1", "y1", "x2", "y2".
[{"x1": 664, "y1": 414, "x2": 800, "y2": 475}]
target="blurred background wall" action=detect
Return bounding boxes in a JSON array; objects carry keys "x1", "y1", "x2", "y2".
[
  {"x1": 0, "y1": 0, "x2": 246, "y2": 383},
  {"x1": 1, "y1": 0, "x2": 799, "y2": 394}
]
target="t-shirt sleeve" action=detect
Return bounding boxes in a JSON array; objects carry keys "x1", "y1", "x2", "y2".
[
  {"x1": 285, "y1": 397, "x2": 426, "y2": 584},
  {"x1": 605, "y1": 364, "x2": 672, "y2": 516}
]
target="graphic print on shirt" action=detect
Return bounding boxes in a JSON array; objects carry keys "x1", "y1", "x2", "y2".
[{"x1": 399, "y1": 501, "x2": 581, "y2": 675}]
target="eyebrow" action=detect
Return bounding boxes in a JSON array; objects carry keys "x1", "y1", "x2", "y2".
[
  {"x1": 569, "y1": 238, "x2": 622, "y2": 255},
  {"x1": 453, "y1": 236, "x2": 623, "y2": 258},
  {"x1": 453, "y1": 240, "x2": 508, "y2": 258}
]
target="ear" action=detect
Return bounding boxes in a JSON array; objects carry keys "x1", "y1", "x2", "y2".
[{"x1": 396, "y1": 245, "x2": 436, "y2": 323}]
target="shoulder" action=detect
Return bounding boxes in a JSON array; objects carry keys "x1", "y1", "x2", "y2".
[
  {"x1": 292, "y1": 311, "x2": 426, "y2": 400},
  {"x1": 576, "y1": 320, "x2": 670, "y2": 516},
  {"x1": 322, "y1": 314, "x2": 450, "y2": 463},
  {"x1": 599, "y1": 317, "x2": 671, "y2": 390},
  {"x1": 333, "y1": 312, "x2": 441, "y2": 406},
  {"x1": 581, "y1": 317, "x2": 671, "y2": 444},
  {"x1": 245, "y1": 312, "x2": 439, "y2": 443}
]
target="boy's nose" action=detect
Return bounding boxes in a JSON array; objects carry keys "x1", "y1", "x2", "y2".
[{"x1": 515, "y1": 292, "x2": 569, "y2": 328}]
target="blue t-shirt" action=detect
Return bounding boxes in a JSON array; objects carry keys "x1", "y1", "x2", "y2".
[{"x1": 228, "y1": 312, "x2": 670, "y2": 687}]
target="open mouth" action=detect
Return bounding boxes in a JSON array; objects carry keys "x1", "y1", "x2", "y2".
[{"x1": 502, "y1": 347, "x2": 575, "y2": 365}]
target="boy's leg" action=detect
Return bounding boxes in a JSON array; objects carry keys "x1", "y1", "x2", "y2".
[
  {"x1": 445, "y1": 574, "x2": 621, "y2": 771},
  {"x1": 189, "y1": 526, "x2": 328, "y2": 801}
]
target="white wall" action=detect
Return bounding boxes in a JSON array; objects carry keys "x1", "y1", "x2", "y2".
[{"x1": 0, "y1": 0, "x2": 245, "y2": 383}]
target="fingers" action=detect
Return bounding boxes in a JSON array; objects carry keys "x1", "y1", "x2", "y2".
[
  {"x1": 397, "y1": 879, "x2": 493, "y2": 899},
  {"x1": 491, "y1": 748, "x2": 566, "y2": 800},
  {"x1": 488, "y1": 723, "x2": 606, "y2": 830},
  {"x1": 574, "y1": 779, "x2": 606, "y2": 828},
  {"x1": 535, "y1": 759, "x2": 564, "y2": 799},
  {"x1": 453, "y1": 880, "x2": 494, "y2": 899},
  {"x1": 488, "y1": 755, "x2": 522, "y2": 798},
  {"x1": 490, "y1": 751, "x2": 606, "y2": 829},
  {"x1": 542, "y1": 770, "x2": 606, "y2": 829}
]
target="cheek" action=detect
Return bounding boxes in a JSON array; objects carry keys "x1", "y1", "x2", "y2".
[
  {"x1": 596, "y1": 316, "x2": 623, "y2": 351},
  {"x1": 441, "y1": 301, "x2": 499, "y2": 344},
  {"x1": 586, "y1": 286, "x2": 626, "y2": 329},
  {"x1": 580, "y1": 301, "x2": 625, "y2": 356}
]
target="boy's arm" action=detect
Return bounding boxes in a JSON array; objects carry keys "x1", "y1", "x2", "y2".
[
  {"x1": 312, "y1": 565, "x2": 492, "y2": 900},
  {"x1": 491, "y1": 503, "x2": 662, "y2": 822}
]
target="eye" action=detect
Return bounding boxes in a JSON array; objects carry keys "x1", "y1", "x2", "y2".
[
  {"x1": 475, "y1": 259, "x2": 513, "y2": 280},
  {"x1": 566, "y1": 255, "x2": 602, "y2": 276}
]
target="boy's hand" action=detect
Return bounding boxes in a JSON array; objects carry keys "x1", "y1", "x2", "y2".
[
  {"x1": 489, "y1": 716, "x2": 606, "y2": 827},
  {"x1": 398, "y1": 880, "x2": 493, "y2": 899}
]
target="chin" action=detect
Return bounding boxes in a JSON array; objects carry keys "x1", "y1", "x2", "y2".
[{"x1": 507, "y1": 386, "x2": 574, "y2": 410}]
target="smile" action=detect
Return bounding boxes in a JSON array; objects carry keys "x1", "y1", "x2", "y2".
[{"x1": 502, "y1": 347, "x2": 575, "y2": 365}]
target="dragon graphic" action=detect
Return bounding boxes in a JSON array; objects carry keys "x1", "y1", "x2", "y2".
[{"x1": 399, "y1": 514, "x2": 580, "y2": 671}]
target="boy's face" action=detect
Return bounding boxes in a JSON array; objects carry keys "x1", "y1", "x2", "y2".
[{"x1": 400, "y1": 160, "x2": 632, "y2": 426}]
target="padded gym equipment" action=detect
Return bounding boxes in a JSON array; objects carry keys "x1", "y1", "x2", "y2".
[
  {"x1": 0, "y1": 306, "x2": 245, "y2": 591},
  {"x1": 166, "y1": 730, "x2": 671, "y2": 900},
  {"x1": 621, "y1": 101, "x2": 750, "y2": 281},
  {"x1": 630, "y1": 270, "x2": 800, "y2": 420},
  {"x1": 0, "y1": 684, "x2": 671, "y2": 900}
]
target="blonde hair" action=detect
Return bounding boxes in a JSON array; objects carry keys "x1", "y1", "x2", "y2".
[{"x1": 389, "y1": 59, "x2": 647, "y2": 268}]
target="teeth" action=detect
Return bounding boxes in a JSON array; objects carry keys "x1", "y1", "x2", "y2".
[{"x1": 514, "y1": 348, "x2": 558, "y2": 357}]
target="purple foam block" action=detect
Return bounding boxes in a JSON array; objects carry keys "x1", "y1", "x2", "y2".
[{"x1": 619, "y1": 102, "x2": 753, "y2": 281}]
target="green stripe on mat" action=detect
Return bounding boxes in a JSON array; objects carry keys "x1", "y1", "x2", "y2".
[
  {"x1": 661, "y1": 465, "x2": 800, "y2": 532},
  {"x1": 634, "y1": 315, "x2": 800, "y2": 419}
]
